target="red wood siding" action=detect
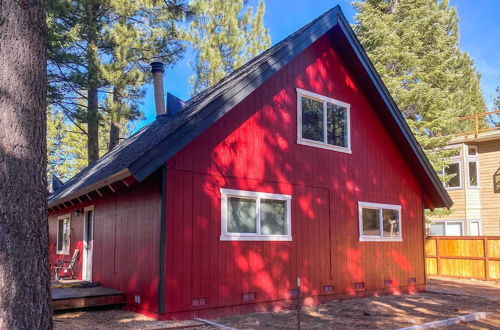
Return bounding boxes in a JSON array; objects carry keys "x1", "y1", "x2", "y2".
[
  {"x1": 163, "y1": 32, "x2": 425, "y2": 318},
  {"x1": 48, "y1": 174, "x2": 161, "y2": 313}
]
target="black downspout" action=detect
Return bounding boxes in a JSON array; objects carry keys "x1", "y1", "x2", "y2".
[{"x1": 158, "y1": 165, "x2": 167, "y2": 314}]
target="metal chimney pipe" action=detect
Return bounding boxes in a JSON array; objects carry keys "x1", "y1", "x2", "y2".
[{"x1": 150, "y1": 62, "x2": 166, "y2": 116}]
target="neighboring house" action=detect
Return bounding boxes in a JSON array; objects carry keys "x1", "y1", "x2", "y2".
[
  {"x1": 47, "y1": 6, "x2": 451, "y2": 320},
  {"x1": 428, "y1": 114, "x2": 500, "y2": 236}
]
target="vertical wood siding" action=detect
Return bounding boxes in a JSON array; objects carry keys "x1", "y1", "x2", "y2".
[
  {"x1": 48, "y1": 175, "x2": 160, "y2": 313},
  {"x1": 164, "y1": 33, "x2": 425, "y2": 317}
]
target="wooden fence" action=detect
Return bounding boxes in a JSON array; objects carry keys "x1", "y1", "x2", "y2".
[{"x1": 425, "y1": 236, "x2": 500, "y2": 280}]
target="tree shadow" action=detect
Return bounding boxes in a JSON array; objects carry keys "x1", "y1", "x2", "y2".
[{"x1": 162, "y1": 29, "x2": 425, "y2": 317}]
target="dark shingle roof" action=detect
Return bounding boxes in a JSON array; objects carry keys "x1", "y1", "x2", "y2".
[{"x1": 49, "y1": 6, "x2": 452, "y2": 209}]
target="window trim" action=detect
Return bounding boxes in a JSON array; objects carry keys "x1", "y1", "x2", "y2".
[
  {"x1": 56, "y1": 214, "x2": 71, "y2": 255},
  {"x1": 220, "y1": 188, "x2": 292, "y2": 241},
  {"x1": 358, "y1": 202, "x2": 402, "y2": 242},
  {"x1": 296, "y1": 88, "x2": 351, "y2": 154}
]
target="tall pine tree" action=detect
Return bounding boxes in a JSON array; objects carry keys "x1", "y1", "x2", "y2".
[
  {"x1": 186, "y1": 0, "x2": 270, "y2": 94},
  {"x1": 47, "y1": 0, "x2": 187, "y2": 166},
  {"x1": 353, "y1": 0, "x2": 486, "y2": 172},
  {"x1": 47, "y1": 109, "x2": 87, "y2": 184}
]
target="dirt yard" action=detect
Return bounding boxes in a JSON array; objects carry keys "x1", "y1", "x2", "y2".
[{"x1": 53, "y1": 277, "x2": 499, "y2": 329}]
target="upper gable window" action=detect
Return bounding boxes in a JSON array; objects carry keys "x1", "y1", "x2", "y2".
[{"x1": 297, "y1": 88, "x2": 351, "y2": 153}]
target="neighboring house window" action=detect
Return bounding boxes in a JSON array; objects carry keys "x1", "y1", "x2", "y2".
[
  {"x1": 469, "y1": 219, "x2": 482, "y2": 236},
  {"x1": 297, "y1": 88, "x2": 351, "y2": 153},
  {"x1": 358, "y1": 202, "x2": 402, "y2": 242},
  {"x1": 429, "y1": 220, "x2": 464, "y2": 236},
  {"x1": 444, "y1": 162, "x2": 461, "y2": 188},
  {"x1": 468, "y1": 145, "x2": 478, "y2": 156},
  {"x1": 442, "y1": 147, "x2": 462, "y2": 189},
  {"x1": 467, "y1": 146, "x2": 479, "y2": 188},
  {"x1": 495, "y1": 167, "x2": 500, "y2": 193},
  {"x1": 57, "y1": 216, "x2": 71, "y2": 254},
  {"x1": 220, "y1": 189, "x2": 292, "y2": 241}
]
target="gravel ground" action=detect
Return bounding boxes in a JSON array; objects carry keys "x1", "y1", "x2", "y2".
[
  {"x1": 53, "y1": 308, "x2": 209, "y2": 329},
  {"x1": 53, "y1": 277, "x2": 499, "y2": 329}
]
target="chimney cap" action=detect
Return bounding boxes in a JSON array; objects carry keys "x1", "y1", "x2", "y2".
[{"x1": 150, "y1": 61, "x2": 165, "y2": 73}]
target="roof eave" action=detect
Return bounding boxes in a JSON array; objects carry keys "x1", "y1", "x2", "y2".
[{"x1": 48, "y1": 169, "x2": 133, "y2": 208}]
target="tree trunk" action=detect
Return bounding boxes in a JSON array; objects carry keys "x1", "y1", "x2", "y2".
[
  {"x1": 108, "y1": 88, "x2": 121, "y2": 151},
  {"x1": 0, "y1": 0, "x2": 52, "y2": 328},
  {"x1": 87, "y1": 86, "x2": 99, "y2": 164},
  {"x1": 86, "y1": 1, "x2": 100, "y2": 165}
]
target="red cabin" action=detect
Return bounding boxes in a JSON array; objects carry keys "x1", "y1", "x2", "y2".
[{"x1": 48, "y1": 6, "x2": 452, "y2": 320}]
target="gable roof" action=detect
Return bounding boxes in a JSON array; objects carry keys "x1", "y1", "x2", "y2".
[{"x1": 49, "y1": 6, "x2": 452, "y2": 209}]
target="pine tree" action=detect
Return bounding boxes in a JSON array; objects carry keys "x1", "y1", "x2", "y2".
[
  {"x1": 47, "y1": 109, "x2": 87, "y2": 185},
  {"x1": 47, "y1": 0, "x2": 187, "y2": 164},
  {"x1": 186, "y1": 0, "x2": 271, "y2": 94},
  {"x1": 47, "y1": 109, "x2": 134, "y2": 187},
  {"x1": 0, "y1": 0, "x2": 52, "y2": 327},
  {"x1": 353, "y1": 0, "x2": 487, "y2": 172},
  {"x1": 101, "y1": 0, "x2": 186, "y2": 150}
]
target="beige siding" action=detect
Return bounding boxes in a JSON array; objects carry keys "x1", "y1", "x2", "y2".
[
  {"x1": 478, "y1": 141, "x2": 500, "y2": 235},
  {"x1": 446, "y1": 189, "x2": 466, "y2": 218}
]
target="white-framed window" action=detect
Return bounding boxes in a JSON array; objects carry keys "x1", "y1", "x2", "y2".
[
  {"x1": 56, "y1": 215, "x2": 71, "y2": 255},
  {"x1": 358, "y1": 202, "x2": 402, "y2": 242},
  {"x1": 467, "y1": 145, "x2": 479, "y2": 188},
  {"x1": 429, "y1": 220, "x2": 464, "y2": 236},
  {"x1": 442, "y1": 147, "x2": 462, "y2": 190},
  {"x1": 297, "y1": 88, "x2": 351, "y2": 153},
  {"x1": 220, "y1": 188, "x2": 292, "y2": 241},
  {"x1": 443, "y1": 161, "x2": 462, "y2": 189},
  {"x1": 469, "y1": 219, "x2": 482, "y2": 236}
]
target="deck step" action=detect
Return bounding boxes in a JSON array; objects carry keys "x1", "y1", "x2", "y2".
[{"x1": 52, "y1": 285, "x2": 125, "y2": 311}]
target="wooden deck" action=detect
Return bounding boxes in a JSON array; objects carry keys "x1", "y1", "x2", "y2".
[{"x1": 51, "y1": 281, "x2": 125, "y2": 311}]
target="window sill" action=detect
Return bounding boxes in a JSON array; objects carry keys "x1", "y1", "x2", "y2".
[
  {"x1": 359, "y1": 236, "x2": 402, "y2": 242},
  {"x1": 297, "y1": 139, "x2": 351, "y2": 154},
  {"x1": 445, "y1": 187, "x2": 463, "y2": 191},
  {"x1": 56, "y1": 251, "x2": 70, "y2": 255},
  {"x1": 220, "y1": 235, "x2": 292, "y2": 242}
]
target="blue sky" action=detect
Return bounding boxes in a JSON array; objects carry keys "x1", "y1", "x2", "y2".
[{"x1": 137, "y1": 0, "x2": 499, "y2": 128}]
